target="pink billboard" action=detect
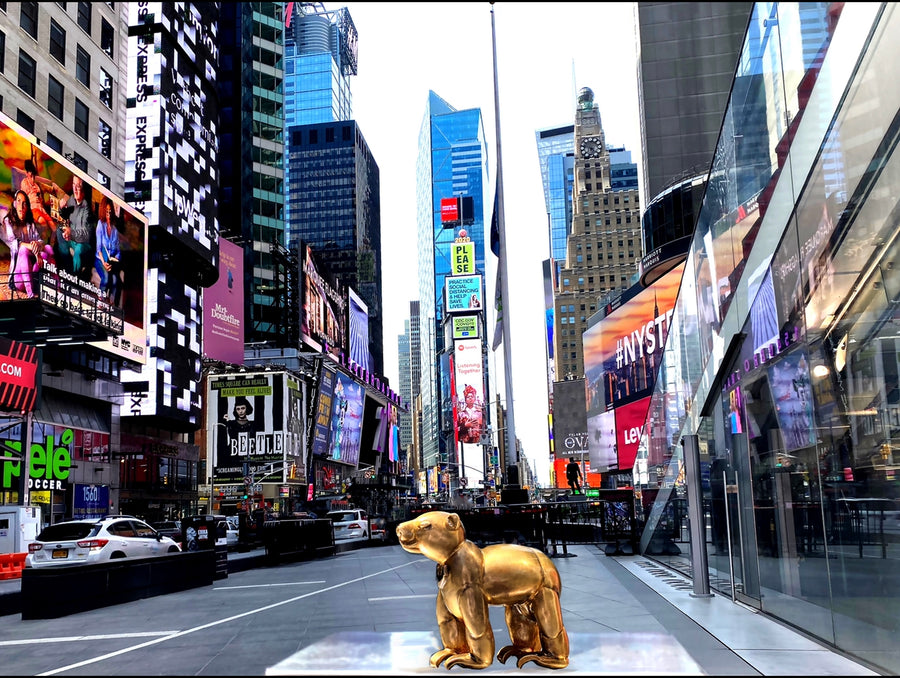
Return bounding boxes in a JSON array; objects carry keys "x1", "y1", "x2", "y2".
[{"x1": 203, "y1": 237, "x2": 244, "y2": 364}]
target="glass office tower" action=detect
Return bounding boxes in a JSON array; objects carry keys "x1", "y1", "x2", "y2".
[
  {"x1": 285, "y1": 120, "x2": 384, "y2": 375},
  {"x1": 217, "y1": 3, "x2": 286, "y2": 344},
  {"x1": 283, "y1": 3, "x2": 356, "y2": 127},
  {"x1": 637, "y1": 3, "x2": 900, "y2": 673},
  {"x1": 416, "y1": 91, "x2": 490, "y2": 483}
]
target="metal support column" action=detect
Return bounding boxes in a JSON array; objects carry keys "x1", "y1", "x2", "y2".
[{"x1": 682, "y1": 434, "x2": 712, "y2": 598}]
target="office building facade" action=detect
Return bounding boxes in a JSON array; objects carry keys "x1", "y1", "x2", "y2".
[
  {"x1": 416, "y1": 91, "x2": 490, "y2": 487},
  {"x1": 638, "y1": 3, "x2": 900, "y2": 672},
  {"x1": 554, "y1": 87, "x2": 641, "y2": 382},
  {"x1": 285, "y1": 119, "x2": 383, "y2": 375},
  {"x1": 217, "y1": 2, "x2": 286, "y2": 345}
]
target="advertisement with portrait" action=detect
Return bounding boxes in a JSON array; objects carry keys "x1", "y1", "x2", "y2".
[
  {"x1": 202, "y1": 237, "x2": 244, "y2": 365},
  {"x1": 445, "y1": 275, "x2": 484, "y2": 314},
  {"x1": 300, "y1": 243, "x2": 346, "y2": 359},
  {"x1": 286, "y1": 374, "x2": 306, "y2": 482},
  {"x1": 327, "y1": 369, "x2": 364, "y2": 467},
  {"x1": 126, "y1": 2, "x2": 220, "y2": 280},
  {"x1": 0, "y1": 337, "x2": 39, "y2": 413},
  {"x1": 311, "y1": 364, "x2": 336, "y2": 459},
  {"x1": 453, "y1": 339, "x2": 485, "y2": 446},
  {"x1": 583, "y1": 263, "x2": 683, "y2": 472},
  {"x1": 347, "y1": 286, "x2": 371, "y2": 373},
  {"x1": 0, "y1": 113, "x2": 148, "y2": 364},
  {"x1": 210, "y1": 373, "x2": 285, "y2": 483}
]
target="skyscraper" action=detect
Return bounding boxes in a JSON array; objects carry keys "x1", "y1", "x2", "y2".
[
  {"x1": 283, "y1": 3, "x2": 356, "y2": 127},
  {"x1": 285, "y1": 119, "x2": 384, "y2": 374},
  {"x1": 416, "y1": 91, "x2": 490, "y2": 481},
  {"x1": 217, "y1": 2, "x2": 286, "y2": 345},
  {"x1": 554, "y1": 87, "x2": 642, "y2": 381}
]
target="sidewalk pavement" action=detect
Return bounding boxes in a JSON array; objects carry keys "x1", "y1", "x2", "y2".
[{"x1": 0, "y1": 543, "x2": 883, "y2": 675}]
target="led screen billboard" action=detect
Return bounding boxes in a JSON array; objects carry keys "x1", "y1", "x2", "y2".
[
  {"x1": 326, "y1": 370, "x2": 364, "y2": 467},
  {"x1": 300, "y1": 243, "x2": 346, "y2": 358},
  {"x1": 0, "y1": 112, "x2": 148, "y2": 364},
  {"x1": 310, "y1": 364, "x2": 336, "y2": 459},
  {"x1": 202, "y1": 237, "x2": 244, "y2": 364},
  {"x1": 583, "y1": 263, "x2": 683, "y2": 471},
  {"x1": 0, "y1": 337, "x2": 39, "y2": 413},
  {"x1": 126, "y1": 2, "x2": 219, "y2": 281},
  {"x1": 347, "y1": 286, "x2": 371, "y2": 373},
  {"x1": 445, "y1": 275, "x2": 483, "y2": 314},
  {"x1": 453, "y1": 338, "x2": 485, "y2": 449}
]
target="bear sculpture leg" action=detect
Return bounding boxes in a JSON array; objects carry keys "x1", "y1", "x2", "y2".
[{"x1": 496, "y1": 589, "x2": 569, "y2": 669}]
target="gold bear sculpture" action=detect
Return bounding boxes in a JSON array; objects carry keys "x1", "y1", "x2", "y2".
[{"x1": 396, "y1": 510, "x2": 569, "y2": 670}]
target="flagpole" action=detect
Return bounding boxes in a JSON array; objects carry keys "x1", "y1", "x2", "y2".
[{"x1": 490, "y1": 4, "x2": 518, "y2": 480}]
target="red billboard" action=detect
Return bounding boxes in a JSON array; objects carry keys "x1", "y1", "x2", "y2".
[
  {"x1": 0, "y1": 337, "x2": 39, "y2": 413},
  {"x1": 441, "y1": 197, "x2": 459, "y2": 223}
]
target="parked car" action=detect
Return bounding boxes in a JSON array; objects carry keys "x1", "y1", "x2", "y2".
[
  {"x1": 151, "y1": 520, "x2": 182, "y2": 543},
  {"x1": 217, "y1": 519, "x2": 239, "y2": 550},
  {"x1": 25, "y1": 516, "x2": 181, "y2": 568},
  {"x1": 326, "y1": 509, "x2": 369, "y2": 541}
]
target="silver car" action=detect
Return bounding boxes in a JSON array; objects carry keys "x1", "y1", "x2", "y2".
[
  {"x1": 326, "y1": 509, "x2": 369, "y2": 541},
  {"x1": 25, "y1": 516, "x2": 181, "y2": 568}
]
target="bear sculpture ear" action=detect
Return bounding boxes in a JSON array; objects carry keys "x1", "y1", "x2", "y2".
[{"x1": 446, "y1": 513, "x2": 461, "y2": 530}]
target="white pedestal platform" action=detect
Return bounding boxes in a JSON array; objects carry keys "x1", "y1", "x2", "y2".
[{"x1": 265, "y1": 631, "x2": 704, "y2": 675}]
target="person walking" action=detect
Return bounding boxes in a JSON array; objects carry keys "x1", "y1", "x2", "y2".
[{"x1": 565, "y1": 458, "x2": 583, "y2": 495}]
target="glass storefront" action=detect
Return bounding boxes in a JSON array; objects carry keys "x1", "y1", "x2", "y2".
[{"x1": 637, "y1": 3, "x2": 900, "y2": 672}]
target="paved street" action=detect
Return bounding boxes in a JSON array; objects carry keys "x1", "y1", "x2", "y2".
[{"x1": 0, "y1": 543, "x2": 879, "y2": 676}]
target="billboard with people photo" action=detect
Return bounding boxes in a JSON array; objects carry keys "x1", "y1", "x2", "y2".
[{"x1": 0, "y1": 113, "x2": 148, "y2": 363}]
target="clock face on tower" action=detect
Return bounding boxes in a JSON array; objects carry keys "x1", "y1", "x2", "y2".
[{"x1": 579, "y1": 135, "x2": 603, "y2": 158}]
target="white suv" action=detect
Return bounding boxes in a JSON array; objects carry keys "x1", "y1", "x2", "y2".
[{"x1": 25, "y1": 516, "x2": 181, "y2": 568}]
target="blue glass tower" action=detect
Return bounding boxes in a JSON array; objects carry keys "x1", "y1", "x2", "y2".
[
  {"x1": 284, "y1": 4, "x2": 356, "y2": 126},
  {"x1": 416, "y1": 91, "x2": 490, "y2": 473}
]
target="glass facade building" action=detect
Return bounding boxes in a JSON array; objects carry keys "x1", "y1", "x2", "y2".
[
  {"x1": 416, "y1": 91, "x2": 490, "y2": 479},
  {"x1": 636, "y1": 3, "x2": 900, "y2": 672},
  {"x1": 283, "y1": 5, "x2": 356, "y2": 127},
  {"x1": 217, "y1": 3, "x2": 286, "y2": 344},
  {"x1": 285, "y1": 120, "x2": 384, "y2": 375},
  {"x1": 535, "y1": 125, "x2": 575, "y2": 271}
]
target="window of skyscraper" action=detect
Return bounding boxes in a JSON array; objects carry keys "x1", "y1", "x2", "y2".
[
  {"x1": 49, "y1": 19, "x2": 66, "y2": 64},
  {"x1": 47, "y1": 75, "x2": 64, "y2": 119},
  {"x1": 17, "y1": 50, "x2": 36, "y2": 97},
  {"x1": 19, "y1": 2, "x2": 37, "y2": 39},
  {"x1": 77, "y1": 1, "x2": 90, "y2": 34}
]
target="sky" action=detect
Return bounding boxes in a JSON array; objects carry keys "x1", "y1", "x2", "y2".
[{"x1": 341, "y1": 2, "x2": 642, "y2": 486}]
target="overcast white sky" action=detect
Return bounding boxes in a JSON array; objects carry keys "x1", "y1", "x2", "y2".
[{"x1": 342, "y1": 2, "x2": 642, "y2": 485}]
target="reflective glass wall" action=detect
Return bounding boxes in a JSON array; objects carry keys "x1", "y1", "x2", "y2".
[{"x1": 637, "y1": 3, "x2": 900, "y2": 671}]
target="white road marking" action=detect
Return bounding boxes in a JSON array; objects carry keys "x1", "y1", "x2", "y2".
[
  {"x1": 215, "y1": 581, "x2": 326, "y2": 590},
  {"x1": 0, "y1": 632, "x2": 179, "y2": 646},
  {"x1": 367, "y1": 594, "x2": 435, "y2": 601},
  {"x1": 37, "y1": 558, "x2": 428, "y2": 676}
]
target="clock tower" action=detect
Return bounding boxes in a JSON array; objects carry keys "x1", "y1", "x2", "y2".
[{"x1": 553, "y1": 86, "x2": 642, "y2": 381}]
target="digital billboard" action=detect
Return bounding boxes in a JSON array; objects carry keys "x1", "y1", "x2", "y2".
[
  {"x1": 300, "y1": 243, "x2": 346, "y2": 358},
  {"x1": 311, "y1": 364, "x2": 336, "y2": 459},
  {"x1": 347, "y1": 286, "x2": 371, "y2": 373},
  {"x1": 0, "y1": 112, "x2": 148, "y2": 364},
  {"x1": 326, "y1": 370, "x2": 364, "y2": 467},
  {"x1": 583, "y1": 263, "x2": 683, "y2": 471},
  {"x1": 445, "y1": 275, "x2": 483, "y2": 314},
  {"x1": 209, "y1": 372, "x2": 286, "y2": 483},
  {"x1": 126, "y1": 2, "x2": 219, "y2": 282},
  {"x1": 202, "y1": 237, "x2": 244, "y2": 364},
  {"x1": 453, "y1": 338, "x2": 486, "y2": 467},
  {"x1": 0, "y1": 337, "x2": 39, "y2": 413}
]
